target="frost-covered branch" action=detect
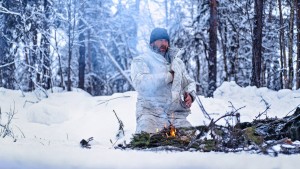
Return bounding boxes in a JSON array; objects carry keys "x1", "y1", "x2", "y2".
[
  {"x1": 99, "y1": 40, "x2": 135, "y2": 89},
  {"x1": 0, "y1": 60, "x2": 18, "y2": 68},
  {"x1": 0, "y1": 6, "x2": 21, "y2": 16},
  {"x1": 79, "y1": 17, "x2": 135, "y2": 89}
]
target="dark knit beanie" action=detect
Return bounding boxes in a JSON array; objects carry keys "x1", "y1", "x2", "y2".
[{"x1": 149, "y1": 28, "x2": 170, "y2": 44}]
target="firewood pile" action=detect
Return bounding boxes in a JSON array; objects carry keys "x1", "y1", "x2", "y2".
[{"x1": 116, "y1": 107, "x2": 300, "y2": 156}]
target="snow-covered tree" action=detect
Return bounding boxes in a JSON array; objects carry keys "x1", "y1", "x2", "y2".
[{"x1": 0, "y1": 0, "x2": 19, "y2": 89}]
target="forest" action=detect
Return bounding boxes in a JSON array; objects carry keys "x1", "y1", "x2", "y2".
[{"x1": 0, "y1": 0, "x2": 299, "y2": 97}]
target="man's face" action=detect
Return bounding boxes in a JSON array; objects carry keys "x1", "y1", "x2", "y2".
[{"x1": 151, "y1": 39, "x2": 169, "y2": 56}]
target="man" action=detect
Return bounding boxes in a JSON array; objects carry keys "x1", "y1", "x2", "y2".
[{"x1": 131, "y1": 27, "x2": 196, "y2": 133}]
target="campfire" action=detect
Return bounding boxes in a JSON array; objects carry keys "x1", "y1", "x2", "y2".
[
  {"x1": 165, "y1": 121, "x2": 176, "y2": 138},
  {"x1": 157, "y1": 113, "x2": 177, "y2": 138},
  {"x1": 168, "y1": 113, "x2": 176, "y2": 137}
]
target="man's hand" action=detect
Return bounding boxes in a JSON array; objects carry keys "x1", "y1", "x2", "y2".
[{"x1": 184, "y1": 92, "x2": 193, "y2": 108}]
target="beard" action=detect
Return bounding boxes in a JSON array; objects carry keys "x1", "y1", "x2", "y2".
[{"x1": 152, "y1": 45, "x2": 168, "y2": 56}]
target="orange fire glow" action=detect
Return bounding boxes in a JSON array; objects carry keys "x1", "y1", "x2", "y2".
[{"x1": 169, "y1": 125, "x2": 176, "y2": 137}]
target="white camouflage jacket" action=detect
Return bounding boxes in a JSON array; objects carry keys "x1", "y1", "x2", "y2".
[{"x1": 131, "y1": 47, "x2": 196, "y2": 133}]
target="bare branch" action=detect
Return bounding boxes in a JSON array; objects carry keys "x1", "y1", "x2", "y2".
[
  {"x1": 97, "y1": 96, "x2": 130, "y2": 105},
  {"x1": 0, "y1": 6, "x2": 21, "y2": 16},
  {"x1": 255, "y1": 96, "x2": 271, "y2": 120},
  {"x1": 286, "y1": 104, "x2": 300, "y2": 116},
  {"x1": 113, "y1": 110, "x2": 125, "y2": 137},
  {"x1": 191, "y1": 90, "x2": 212, "y2": 120},
  {"x1": 0, "y1": 102, "x2": 18, "y2": 139}
]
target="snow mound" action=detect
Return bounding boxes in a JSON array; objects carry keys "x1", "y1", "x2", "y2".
[
  {"x1": 212, "y1": 81, "x2": 300, "y2": 121},
  {"x1": 27, "y1": 103, "x2": 68, "y2": 125},
  {"x1": 26, "y1": 91, "x2": 94, "y2": 125}
]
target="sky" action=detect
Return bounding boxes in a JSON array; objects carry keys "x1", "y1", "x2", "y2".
[{"x1": 0, "y1": 81, "x2": 300, "y2": 169}]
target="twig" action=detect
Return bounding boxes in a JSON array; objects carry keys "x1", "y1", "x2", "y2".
[
  {"x1": 113, "y1": 110, "x2": 125, "y2": 137},
  {"x1": 97, "y1": 96, "x2": 130, "y2": 105},
  {"x1": 23, "y1": 100, "x2": 38, "y2": 108},
  {"x1": 1, "y1": 102, "x2": 17, "y2": 138},
  {"x1": 213, "y1": 102, "x2": 245, "y2": 125},
  {"x1": 285, "y1": 104, "x2": 300, "y2": 116},
  {"x1": 14, "y1": 125, "x2": 25, "y2": 138},
  {"x1": 110, "y1": 137, "x2": 120, "y2": 148},
  {"x1": 260, "y1": 96, "x2": 270, "y2": 108},
  {"x1": 191, "y1": 90, "x2": 211, "y2": 120},
  {"x1": 184, "y1": 130, "x2": 199, "y2": 150},
  {"x1": 255, "y1": 96, "x2": 271, "y2": 120},
  {"x1": 31, "y1": 80, "x2": 48, "y2": 98},
  {"x1": 110, "y1": 110, "x2": 125, "y2": 148},
  {"x1": 255, "y1": 105, "x2": 271, "y2": 120},
  {"x1": 214, "y1": 113, "x2": 236, "y2": 125},
  {"x1": 228, "y1": 101, "x2": 246, "y2": 113}
]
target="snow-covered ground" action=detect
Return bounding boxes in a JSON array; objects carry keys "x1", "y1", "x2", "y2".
[{"x1": 0, "y1": 81, "x2": 300, "y2": 169}]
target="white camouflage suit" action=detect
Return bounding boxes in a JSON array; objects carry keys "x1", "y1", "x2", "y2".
[{"x1": 131, "y1": 47, "x2": 196, "y2": 133}]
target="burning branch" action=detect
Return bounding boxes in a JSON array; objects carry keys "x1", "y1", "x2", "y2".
[{"x1": 165, "y1": 120, "x2": 176, "y2": 138}]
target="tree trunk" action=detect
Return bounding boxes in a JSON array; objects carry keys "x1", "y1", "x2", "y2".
[
  {"x1": 219, "y1": 20, "x2": 228, "y2": 81},
  {"x1": 195, "y1": 49, "x2": 201, "y2": 93},
  {"x1": 55, "y1": 29, "x2": 65, "y2": 90},
  {"x1": 296, "y1": 0, "x2": 300, "y2": 89},
  {"x1": 278, "y1": 0, "x2": 286, "y2": 89},
  {"x1": 266, "y1": 0, "x2": 273, "y2": 88},
  {"x1": 288, "y1": 0, "x2": 295, "y2": 89},
  {"x1": 0, "y1": 0, "x2": 17, "y2": 89},
  {"x1": 30, "y1": 0, "x2": 38, "y2": 91},
  {"x1": 67, "y1": 1, "x2": 72, "y2": 91},
  {"x1": 208, "y1": 0, "x2": 218, "y2": 97},
  {"x1": 41, "y1": 0, "x2": 51, "y2": 90},
  {"x1": 86, "y1": 29, "x2": 92, "y2": 94},
  {"x1": 78, "y1": 10, "x2": 86, "y2": 90},
  {"x1": 251, "y1": 0, "x2": 264, "y2": 88},
  {"x1": 261, "y1": 62, "x2": 266, "y2": 87},
  {"x1": 226, "y1": 17, "x2": 239, "y2": 83}
]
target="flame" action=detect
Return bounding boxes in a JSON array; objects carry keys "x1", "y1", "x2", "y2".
[
  {"x1": 169, "y1": 125, "x2": 176, "y2": 137},
  {"x1": 162, "y1": 121, "x2": 176, "y2": 137}
]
